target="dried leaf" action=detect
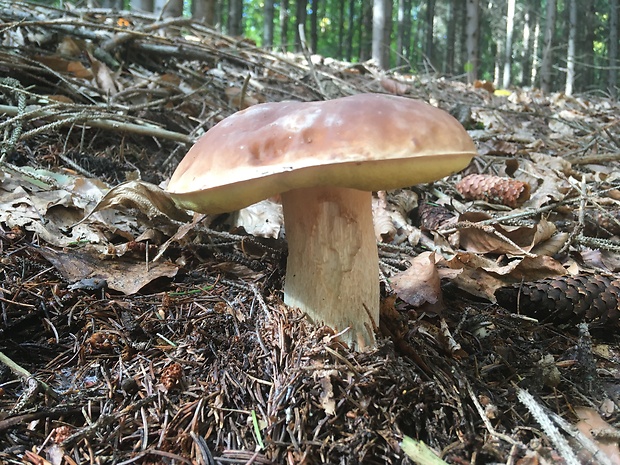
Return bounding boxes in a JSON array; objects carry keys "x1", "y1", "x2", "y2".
[
  {"x1": 233, "y1": 199, "x2": 283, "y2": 238},
  {"x1": 372, "y1": 194, "x2": 396, "y2": 241},
  {"x1": 474, "y1": 79, "x2": 495, "y2": 93},
  {"x1": 514, "y1": 154, "x2": 572, "y2": 208},
  {"x1": 35, "y1": 54, "x2": 93, "y2": 78},
  {"x1": 86, "y1": 180, "x2": 190, "y2": 222},
  {"x1": 458, "y1": 212, "x2": 556, "y2": 255},
  {"x1": 318, "y1": 373, "x2": 336, "y2": 416},
  {"x1": 0, "y1": 175, "x2": 108, "y2": 247},
  {"x1": 530, "y1": 232, "x2": 570, "y2": 256},
  {"x1": 391, "y1": 252, "x2": 443, "y2": 313},
  {"x1": 56, "y1": 36, "x2": 83, "y2": 57},
  {"x1": 39, "y1": 245, "x2": 178, "y2": 295},
  {"x1": 401, "y1": 436, "x2": 448, "y2": 465},
  {"x1": 89, "y1": 53, "x2": 119, "y2": 95},
  {"x1": 440, "y1": 252, "x2": 566, "y2": 302},
  {"x1": 225, "y1": 86, "x2": 260, "y2": 109},
  {"x1": 380, "y1": 78, "x2": 408, "y2": 95},
  {"x1": 478, "y1": 139, "x2": 519, "y2": 156},
  {"x1": 575, "y1": 407, "x2": 620, "y2": 465}
]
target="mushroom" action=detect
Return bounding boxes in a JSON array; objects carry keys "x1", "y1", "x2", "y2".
[{"x1": 167, "y1": 93, "x2": 476, "y2": 349}]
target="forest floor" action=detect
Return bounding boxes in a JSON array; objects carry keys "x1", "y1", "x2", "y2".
[{"x1": 1, "y1": 3, "x2": 620, "y2": 465}]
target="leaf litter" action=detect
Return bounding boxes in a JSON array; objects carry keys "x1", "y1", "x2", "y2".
[{"x1": 1, "y1": 2, "x2": 620, "y2": 464}]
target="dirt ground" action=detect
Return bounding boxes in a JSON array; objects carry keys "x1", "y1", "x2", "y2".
[{"x1": 1, "y1": 4, "x2": 620, "y2": 465}]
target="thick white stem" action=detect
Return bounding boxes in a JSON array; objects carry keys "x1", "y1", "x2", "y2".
[{"x1": 282, "y1": 186, "x2": 379, "y2": 349}]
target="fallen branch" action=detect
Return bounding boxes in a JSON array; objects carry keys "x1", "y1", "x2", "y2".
[{"x1": 0, "y1": 103, "x2": 193, "y2": 143}]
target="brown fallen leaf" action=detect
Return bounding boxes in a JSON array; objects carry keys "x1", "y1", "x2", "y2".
[
  {"x1": 391, "y1": 251, "x2": 443, "y2": 313},
  {"x1": 474, "y1": 79, "x2": 495, "y2": 93},
  {"x1": 85, "y1": 180, "x2": 191, "y2": 223},
  {"x1": 380, "y1": 77, "x2": 409, "y2": 95},
  {"x1": 372, "y1": 193, "x2": 397, "y2": 242},
  {"x1": 316, "y1": 371, "x2": 337, "y2": 416},
  {"x1": 575, "y1": 406, "x2": 620, "y2": 465},
  {"x1": 439, "y1": 252, "x2": 566, "y2": 302},
  {"x1": 89, "y1": 52, "x2": 119, "y2": 95},
  {"x1": 39, "y1": 245, "x2": 178, "y2": 295},
  {"x1": 478, "y1": 139, "x2": 519, "y2": 157},
  {"x1": 232, "y1": 199, "x2": 283, "y2": 239},
  {"x1": 35, "y1": 54, "x2": 93, "y2": 79},
  {"x1": 457, "y1": 211, "x2": 556, "y2": 255}
]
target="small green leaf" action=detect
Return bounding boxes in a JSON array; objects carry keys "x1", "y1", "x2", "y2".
[
  {"x1": 400, "y1": 436, "x2": 448, "y2": 465},
  {"x1": 251, "y1": 410, "x2": 265, "y2": 450}
]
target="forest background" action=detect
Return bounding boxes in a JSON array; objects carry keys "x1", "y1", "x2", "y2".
[{"x1": 77, "y1": 0, "x2": 619, "y2": 97}]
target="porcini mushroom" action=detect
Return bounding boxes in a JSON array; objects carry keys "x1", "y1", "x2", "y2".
[{"x1": 167, "y1": 93, "x2": 476, "y2": 349}]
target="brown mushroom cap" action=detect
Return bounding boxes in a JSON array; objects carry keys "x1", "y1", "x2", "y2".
[
  {"x1": 167, "y1": 93, "x2": 477, "y2": 349},
  {"x1": 167, "y1": 93, "x2": 475, "y2": 213}
]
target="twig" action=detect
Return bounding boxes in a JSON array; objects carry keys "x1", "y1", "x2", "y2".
[
  {"x1": 0, "y1": 404, "x2": 88, "y2": 432},
  {"x1": 0, "y1": 351, "x2": 57, "y2": 401},
  {"x1": 100, "y1": 17, "x2": 193, "y2": 53},
  {"x1": 61, "y1": 395, "x2": 157, "y2": 446},
  {"x1": 516, "y1": 388, "x2": 580, "y2": 465},
  {"x1": 0, "y1": 103, "x2": 192, "y2": 143},
  {"x1": 297, "y1": 24, "x2": 326, "y2": 98},
  {"x1": 465, "y1": 380, "x2": 519, "y2": 446}
]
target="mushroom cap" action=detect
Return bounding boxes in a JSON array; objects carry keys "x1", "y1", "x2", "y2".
[{"x1": 167, "y1": 93, "x2": 476, "y2": 214}]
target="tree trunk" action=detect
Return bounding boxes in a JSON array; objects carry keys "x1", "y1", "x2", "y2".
[
  {"x1": 383, "y1": 0, "x2": 393, "y2": 68},
  {"x1": 610, "y1": 0, "x2": 619, "y2": 96},
  {"x1": 131, "y1": 0, "x2": 153, "y2": 13},
  {"x1": 494, "y1": 35, "x2": 503, "y2": 88},
  {"x1": 540, "y1": 0, "x2": 556, "y2": 93},
  {"x1": 337, "y1": 0, "x2": 345, "y2": 58},
  {"x1": 193, "y1": 0, "x2": 216, "y2": 25},
  {"x1": 345, "y1": 0, "x2": 356, "y2": 61},
  {"x1": 465, "y1": 0, "x2": 479, "y2": 83},
  {"x1": 263, "y1": 0, "x2": 275, "y2": 48},
  {"x1": 402, "y1": 0, "x2": 412, "y2": 66},
  {"x1": 579, "y1": 4, "x2": 595, "y2": 90},
  {"x1": 154, "y1": 0, "x2": 182, "y2": 18},
  {"x1": 310, "y1": 0, "x2": 319, "y2": 53},
  {"x1": 457, "y1": 0, "x2": 467, "y2": 76},
  {"x1": 360, "y1": 0, "x2": 373, "y2": 60},
  {"x1": 280, "y1": 0, "x2": 289, "y2": 51},
  {"x1": 520, "y1": 0, "x2": 537, "y2": 86},
  {"x1": 445, "y1": 0, "x2": 456, "y2": 74},
  {"x1": 228, "y1": 0, "x2": 243, "y2": 36},
  {"x1": 530, "y1": 8, "x2": 541, "y2": 85},
  {"x1": 565, "y1": 0, "x2": 577, "y2": 95},
  {"x1": 101, "y1": 0, "x2": 123, "y2": 8},
  {"x1": 425, "y1": 0, "x2": 436, "y2": 66},
  {"x1": 372, "y1": 0, "x2": 391, "y2": 69},
  {"x1": 502, "y1": 0, "x2": 515, "y2": 88},
  {"x1": 294, "y1": 0, "x2": 307, "y2": 52},
  {"x1": 396, "y1": 0, "x2": 405, "y2": 66}
]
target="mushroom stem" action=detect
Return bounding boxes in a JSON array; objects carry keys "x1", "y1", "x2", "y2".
[{"x1": 281, "y1": 186, "x2": 379, "y2": 349}]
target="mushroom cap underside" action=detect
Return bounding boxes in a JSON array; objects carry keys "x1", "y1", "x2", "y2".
[{"x1": 167, "y1": 93, "x2": 477, "y2": 214}]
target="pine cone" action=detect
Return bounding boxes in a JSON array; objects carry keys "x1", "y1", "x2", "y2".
[
  {"x1": 494, "y1": 275, "x2": 620, "y2": 327},
  {"x1": 456, "y1": 174, "x2": 531, "y2": 207},
  {"x1": 418, "y1": 201, "x2": 454, "y2": 230}
]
